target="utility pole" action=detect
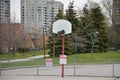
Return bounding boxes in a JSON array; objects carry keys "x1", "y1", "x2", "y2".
[{"x1": 43, "y1": 27, "x2": 46, "y2": 59}]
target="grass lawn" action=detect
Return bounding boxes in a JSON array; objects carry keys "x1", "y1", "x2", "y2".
[
  {"x1": 2, "y1": 59, "x2": 46, "y2": 68},
  {"x1": 1, "y1": 51, "x2": 120, "y2": 69},
  {"x1": 0, "y1": 50, "x2": 47, "y2": 60},
  {"x1": 67, "y1": 51, "x2": 120, "y2": 64}
]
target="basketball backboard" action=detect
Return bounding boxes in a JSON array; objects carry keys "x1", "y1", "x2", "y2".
[{"x1": 53, "y1": 19, "x2": 72, "y2": 34}]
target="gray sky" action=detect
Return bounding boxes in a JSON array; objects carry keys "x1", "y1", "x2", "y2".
[{"x1": 11, "y1": 0, "x2": 101, "y2": 23}]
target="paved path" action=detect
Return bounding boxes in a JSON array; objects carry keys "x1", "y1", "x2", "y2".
[{"x1": 1, "y1": 55, "x2": 49, "y2": 63}]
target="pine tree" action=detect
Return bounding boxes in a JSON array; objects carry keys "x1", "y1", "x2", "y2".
[
  {"x1": 47, "y1": 9, "x2": 72, "y2": 57},
  {"x1": 55, "y1": 9, "x2": 65, "y2": 20},
  {"x1": 80, "y1": 6, "x2": 91, "y2": 52},
  {"x1": 65, "y1": 1, "x2": 86, "y2": 53},
  {"x1": 89, "y1": 7, "x2": 108, "y2": 52},
  {"x1": 65, "y1": 1, "x2": 79, "y2": 33},
  {"x1": 80, "y1": 6, "x2": 108, "y2": 52},
  {"x1": 80, "y1": 7, "x2": 108, "y2": 52}
]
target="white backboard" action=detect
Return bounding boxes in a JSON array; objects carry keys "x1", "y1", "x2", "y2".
[{"x1": 53, "y1": 19, "x2": 72, "y2": 34}]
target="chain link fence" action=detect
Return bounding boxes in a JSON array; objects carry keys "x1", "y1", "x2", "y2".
[{"x1": 1, "y1": 57, "x2": 120, "y2": 78}]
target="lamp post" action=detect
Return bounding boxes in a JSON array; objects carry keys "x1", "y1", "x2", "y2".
[{"x1": 43, "y1": 27, "x2": 46, "y2": 59}]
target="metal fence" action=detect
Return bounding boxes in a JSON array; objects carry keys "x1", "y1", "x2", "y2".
[{"x1": 0, "y1": 57, "x2": 120, "y2": 78}]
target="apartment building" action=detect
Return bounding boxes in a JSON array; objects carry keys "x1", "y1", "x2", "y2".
[
  {"x1": 0, "y1": 0, "x2": 10, "y2": 23},
  {"x1": 21, "y1": 0, "x2": 63, "y2": 35}
]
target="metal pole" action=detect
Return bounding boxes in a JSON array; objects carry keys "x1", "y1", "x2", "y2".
[
  {"x1": 53, "y1": 34, "x2": 55, "y2": 58},
  {"x1": 91, "y1": 39, "x2": 94, "y2": 53},
  {"x1": 62, "y1": 34, "x2": 64, "y2": 78},
  {"x1": 37, "y1": 65, "x2": 39, "y2": 76},
  {"x1": 113, "y1": 63, "x2": 115, "y2": 77},
  {"x1": 43, "y1": 27, "x2": 45, "y2": 59},
  {"x1": 74, "y1": 34, "x2": 77, "y2": 76},
  {"x1": 0, "y1": 59, "x2": 1, "y2": 75},
  {"x1": 74, "y1": 57, "x2": 76, "y2": 76},
  {"x1": 91, "y1": 32, "x2": 94, "y2": 53},
  {"x1": 36, "y1": 57, "x2": 39, "y2": 76}
]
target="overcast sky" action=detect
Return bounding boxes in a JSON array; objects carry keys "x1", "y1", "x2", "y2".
[{"x1": 11, "y1": 0, "x2": 101, "y2": 22}]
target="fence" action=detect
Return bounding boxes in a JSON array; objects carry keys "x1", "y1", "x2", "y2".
[{"x1": 0, "y1": 57, "x2": 120, "y2": 78}]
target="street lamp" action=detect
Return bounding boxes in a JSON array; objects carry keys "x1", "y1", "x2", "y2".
[{"x1": 43, "y1": 27, "x2": 46, "y2": 59}]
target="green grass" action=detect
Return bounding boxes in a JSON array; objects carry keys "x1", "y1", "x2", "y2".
[
  {"x1": 0, "y1": 50, "x2": 48, "y2": 60},
  {"x1": 2, "y1": 59, "x2": 46, "y2": 68},
  {"x1": 67, "y1": 52, "x2": 120, "y2": 64},
  {"x1": 1, "y1": 51, "x2": 120, "y2": 69}
]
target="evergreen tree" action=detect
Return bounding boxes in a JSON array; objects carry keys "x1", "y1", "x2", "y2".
[
  {"x1": 47, "y1": 9, "x2": 72, "y2": 57},
  {"x1": 80, "y1": 6, "x2": 108, "y2": 52},
  {"x1": 55, "y1": 9, "x2": 65, "y2": 20},
  {"x1": 89, "y1": 7, "x2": 108, "y2": 52},
  {"x1": 80, "y1": 6, "x2": 91, "y2": 52},
  {"x1": 65, "y1": 1, "x2": 79, "y2": 33},
  {"x1": 65, "y1": 1, "x2": 86, "y2": 53}
]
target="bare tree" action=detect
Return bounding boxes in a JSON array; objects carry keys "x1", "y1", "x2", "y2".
[
  {"x1": 101, "y1": 0, "x2": 112, "y2": 25},
  {"x1": 101, "y1": 0, "x2": 120, "y2": 49},
  {"x1": 78, "y1": 0, "x2": 100, "y2": 17},
  {"x1": 101, "y1": 0, "x2": 120, "y2": 33},
  {"x1": 0, "y1": 26, "x2": 3, "y2": 53}
]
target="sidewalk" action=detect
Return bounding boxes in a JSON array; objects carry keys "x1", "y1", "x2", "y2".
[{"x1": 1, "y1": 55, "x2": 49, "y2": 63}]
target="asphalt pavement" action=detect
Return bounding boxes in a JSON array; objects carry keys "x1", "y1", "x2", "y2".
[
  {"x1": 1, "y1": 64, "x2": 120, "y2": 80},
  {"x1": 1, "y1": 75, "x2": 118, "y2": 80},
  {"x1": 1, "y1": 55, "x2": 120, "y2": 80}
]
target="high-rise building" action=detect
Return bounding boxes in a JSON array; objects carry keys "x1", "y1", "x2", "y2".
[
  {"x1": 21, "y1": 0, "x2": 63, "y2": 35},
  {"x1": 0, "y1": 0, "x2": 10, "y2": 23},
  {"x1": 112, "y1": 0, "x2": 120, "y2": 26}
]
